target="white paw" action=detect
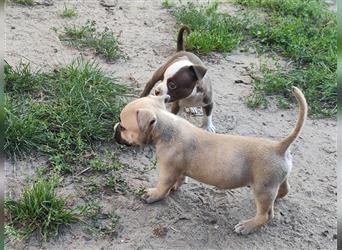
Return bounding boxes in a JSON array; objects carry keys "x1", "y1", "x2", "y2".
[
  {"x1": 206, "y1": 123, "x2": 216, "y2": 133},
  {"x1": 185, "y1": 176, "x2": 189, "y2": 183},
  {"x1": 184, "y1": 107, "x2": 202, "y2": 115},
  {"x1": 202, "y1": 123, "x2": 216, "y2": 133},
  {"x1": 234, "y1": 220, "x2": 256, "y2": 235}
]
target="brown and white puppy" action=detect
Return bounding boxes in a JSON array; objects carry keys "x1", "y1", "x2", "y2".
[
  {"x1": 114, "y1": 87, "x2": 307, "y2": 235},
  {"x1": 140, "y1": 26, "x2": 215, "y2": 132}
]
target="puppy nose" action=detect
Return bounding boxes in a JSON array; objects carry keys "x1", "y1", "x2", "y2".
[{"x1": 155, "y1": 89, "x2": 161, "y2": 96}]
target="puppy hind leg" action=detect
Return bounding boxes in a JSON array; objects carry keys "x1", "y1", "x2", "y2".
[
  {"x1": 277, "y1": 178, "x2": 290, "y2": 199},
  {"x1": 202, "y1": 103, "x2": 216, "y2": 133},
  {"x1": 234, "y1": 186, "x2": 277, "y2": 235}
]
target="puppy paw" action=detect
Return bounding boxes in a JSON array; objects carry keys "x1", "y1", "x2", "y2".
[
  {"x1": 185, "y1": 107, "x2": 202, "y2": 115},
  {"x1": 234, "y1": 220, "x2": 258, "y2": 235},
  {"x1": 142, "y1": 188, "x2": 163, "y2": 204},
  {"x1": 203, "y1": 123, "x2": 216, "y2": 133}
]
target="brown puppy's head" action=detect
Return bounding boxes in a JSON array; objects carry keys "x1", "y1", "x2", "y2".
[
  {"x1": 154, "y1": 60, "x2": 207, "y2": 102},
  {"x1": 114, "y1": 95, "x2": 169, "y2": 146}
]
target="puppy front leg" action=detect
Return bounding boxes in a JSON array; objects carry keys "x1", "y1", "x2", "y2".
[
  {"x1": 143, "y1": 166, "x2": 178, "y2": 204},
  {"x1": 202, "y1": 103, "x2": 216, "y2": 133},
  {"x1": 171, "y1": 174, "x2": 185, "y2": 192}
]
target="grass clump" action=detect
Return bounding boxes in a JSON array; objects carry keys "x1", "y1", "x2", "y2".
[
  {"x1": 59, "y1": 20, "x2": 122, "y2": 61},
  {"x1": 173, "y1": 2, "x2": 245, "y2": 54},
  {"x1": 5, "y1": 59, "x2": 128, "y2": 168},
  {"x1": 61, "y1": 4, "x2": 77, "y2": 18},
  {"x1": 5, "y1": 177, "x2": 78, "y2": 240},
  {"x1": 12, "y1": 0, "x2": 34, "y2": 5},
  {"x1": 235, "y1": 0, "x2": 336, "y2": 116},
  {"x1": 173, "y1": 1, "x2": 336, "y2": 116},
  {"x1": 77, "y1": 201, "x2": 120, "y2": 236},
  {"x1": 161, "y1": 0, "x2": 173, "y2": 9}
]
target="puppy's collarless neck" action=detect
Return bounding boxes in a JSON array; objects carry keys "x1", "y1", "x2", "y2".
[{"x1": 152, "y1": 115, "x2": 180, "y2": 146}]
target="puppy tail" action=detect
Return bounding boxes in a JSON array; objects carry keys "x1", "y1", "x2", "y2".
[
  {"x1": 177, "y1": 25, "x2": 191, "y2": 52},
  {"x1": 276, "y1": 86, "x2": 308, "y2": 154}
]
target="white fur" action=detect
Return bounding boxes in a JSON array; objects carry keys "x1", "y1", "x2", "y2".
[
  {"x1": 155, "y1": 60, "x2": 193, "y2": 95},
  {"x1": 203, "y1": 114, "x2": 216, "y2": 133}
]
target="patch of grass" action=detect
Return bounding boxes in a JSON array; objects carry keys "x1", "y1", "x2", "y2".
[
  {"x1": 143, "y1": 158, "x2": 157, "y2": 172},
  {"x1": 161, "y1": 0, "x2": 173, "y2": 9},
  {"x1": 173, "y1": 1, "x2": 336, "y2": 116},
  {"x1": 5, "y1": 176, "x2": 78, "y2": 240},
  {"x1": 173, "y1": 2, "x2": 245, "y2": 54},
  {"x1": 12, "y1": 0, "x2": 34, "y2": 5},
  {"x1": 5, "y1": 59, "x2": 128, "y2": 168},
  {"x1": 250, "y1": 63, "x2": 336, "y2": 116},
  {"x1": 59, "y1": 20, "x2": 122, "y2": 61},
  {"x1": 277, "y1": 96, "x2": 291, "y2": 110},
  {"x1": 235, "y1": 0, "x2": 331, "y2": 21},
  {"x1": 235, "y1": 0, "x2": 336, "y2": 116},
  {"x1": 133, "y1": 186, "x2": 146, "y2": 197},
  {"x1": 78, "y1": 201, "x2": 120, "y2": 236},
  {"x1": 104, "y1": 174, "x2": 127, "y2": 194},
  {"x1": 61, "y1": 4, "x2": 77, "y2": 18}
]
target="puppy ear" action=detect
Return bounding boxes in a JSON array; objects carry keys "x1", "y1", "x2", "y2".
[
  {"x1": 136, "y1": 109, "x2": 157, "y2": 133},
  {"x1": 190, "y1": 65, "x2": 207, "y2": 80}
]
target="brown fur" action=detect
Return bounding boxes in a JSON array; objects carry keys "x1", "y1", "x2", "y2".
[
  {"x1": 177, "y1": 26, "x2": 190, "y2": 52},
  {"x1": 114, "y1": 87, "x2": 307, "y2": 234}
]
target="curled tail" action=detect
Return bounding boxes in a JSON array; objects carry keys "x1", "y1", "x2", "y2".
[
  {"x1": 177, "y1": 26, "x2": 190, "y2": 52},
  {"x1": 276, "y1": 86, "x2": 308, "y2": 153}
]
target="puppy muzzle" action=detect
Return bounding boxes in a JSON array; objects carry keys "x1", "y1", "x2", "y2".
[{"x1": 114, "y1": 123, "x2": 132, "y2": 146}]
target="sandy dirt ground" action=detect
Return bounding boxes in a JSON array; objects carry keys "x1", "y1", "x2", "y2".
[{"x1": 5, "y1": 0, "x2": 337, "y2": 249}]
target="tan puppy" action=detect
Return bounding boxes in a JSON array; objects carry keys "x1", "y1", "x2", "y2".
[{"x1": 114, "y1": 87, "x2": 307, "y2": 234}]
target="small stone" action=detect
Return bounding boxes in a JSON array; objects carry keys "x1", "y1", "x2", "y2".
[
  {"x1": 321, "y1": 230, "x2": 329, "y2": 237},
  {"x1": 209, "y1": 219, "x2": 217, "y2": 225},
  {"x1": 152, "y1": 226, "x2": 167, "y2": 237},
  {"x1": 11, "y1": 26, "x2": 15, "y2": 29},
  {"x1": 333, "y1": 234, "x2": 337, "y2": 240}
]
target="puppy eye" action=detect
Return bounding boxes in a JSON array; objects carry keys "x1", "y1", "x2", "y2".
[{"x1": 168, "y1": 82, "x2": 177, "y2": 90}]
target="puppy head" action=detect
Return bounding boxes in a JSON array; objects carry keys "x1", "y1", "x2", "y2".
[
  {"x1": 114, "y1": 95, "x2": 169, "y2": 145},
  {"x1": 154, "y1": 61, "x2": 207, "y2": 102}
]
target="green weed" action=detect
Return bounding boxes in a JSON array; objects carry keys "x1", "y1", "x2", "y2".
[
  {"x1": 173, "y1": 2, "x2": 245, "y2": 54},
  {"x1": 5, "y1": 177, "x2": 78, "y2": 240},
  {"x1": 61, "y1": 4, "x2": 77, "y2": 18},
  {"x1": 173, "y1": 1, "x2": 336, "y2": 116},
  {"x1": 78, "y1": 201, "x2": 120, "y2": 236},
  {"x1": 161, "y1": 0, "x2": 173, "y2": 9},
  {"x1": 59, "y1": 20, "x2": 122, "y2": 61},
  {"x1": 133, "y1": 186, "x2": 146, "y2": 197},
  {"x1": 12, "y1": 0, "x2": 34, "y2": 5},
  {"x1": 5, "y1": 59, "x2": 128, "y2": 166}
]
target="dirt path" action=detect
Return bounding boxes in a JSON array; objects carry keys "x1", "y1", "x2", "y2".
[{"x1": 5, "y1": 1, "x2": 337, "y2": 249}]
